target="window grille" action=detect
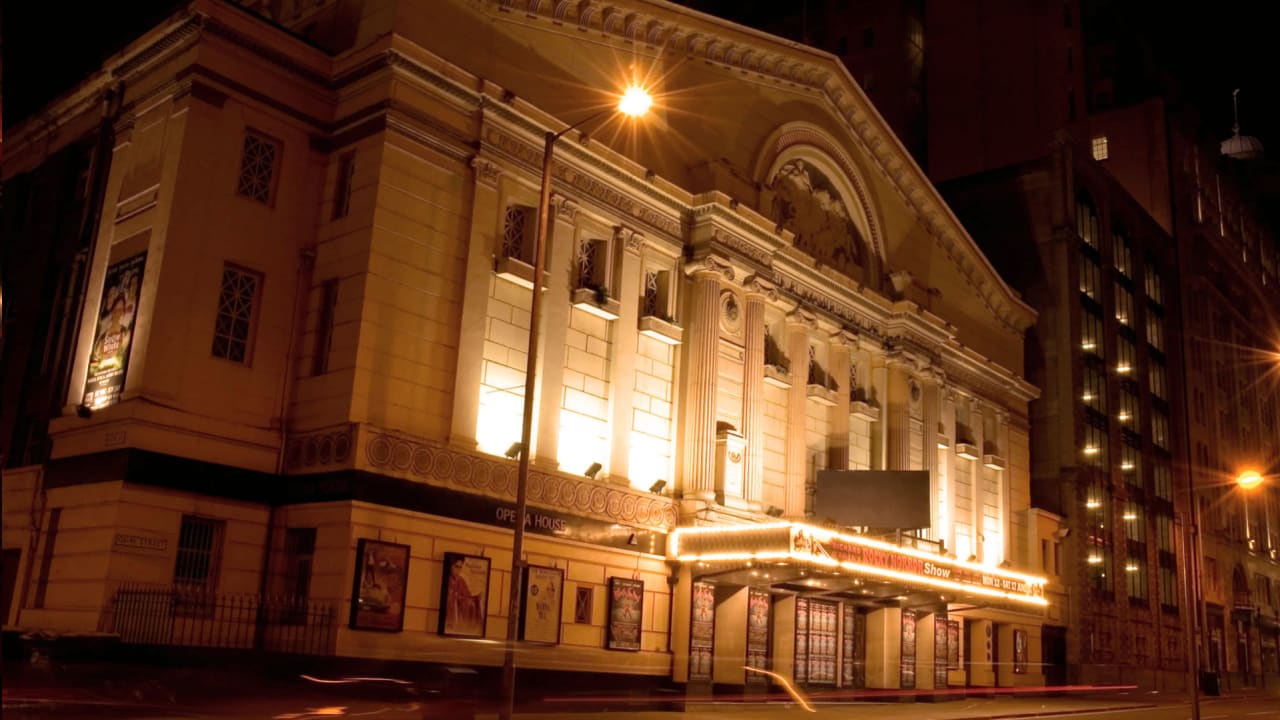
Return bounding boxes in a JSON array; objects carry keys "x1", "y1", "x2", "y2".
[
  {"x1": 577, "y1": 239, "x2": 604, "y2": 290},
  {"x1": 643, "y1": 271, "x2": 660, "y2": 317},
  {"x1": 332, "y1": 151, "x2": 355, "y2": 219},
  {"x1": 175, "y1": 516, "x2": 224, "y2": 592},
  {"x1": 1091, "y1": 136, "x2": 1109, "y2": 161},
  {"x1": 502, "y1": 205, "x2": 532, "y2": 262},
  {"x1": 574, "y1": 586, "x2": 593, "y2": 624},
  {"x1": 212, "y1": 265, "x2": 262, "y2": 364},
  {"x1": 236, "y1": 132, "x2": 279, "y2": 204}
]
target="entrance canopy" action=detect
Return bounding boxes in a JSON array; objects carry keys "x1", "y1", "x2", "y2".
[{"x1": 670, "y1": 522, "x2": 1048, "y2": 609}]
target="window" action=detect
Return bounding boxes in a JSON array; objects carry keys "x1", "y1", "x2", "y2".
[
  {"x1": 1126, "y1": 555, "x2": 1148, "y2": 601},
  {"x1": 1076, "y1": 195, "x2": 1099, "y2": 248},
  {"x1": 332, "y1": 151, "x2": 355, "y2": 220},
  {"x1": 1151, "y1": 410, "x2": 1169, "y2": 450},
  {"x1": 1081, "y1": 307, "x2": 1104, "y2": 357},
  {"x1": 311, "y1": 279, "x2": 338, "y2": 376},
  {"x1": 1114, "y1": 281, "x2": 1133, "y2": 327},
  {"x1": 212, "y1": 265, "x2": 263, "y2": 364},
  {"x1": 281, "y1": 527, "x2": 316, "y2": 624},
  {"x1": 1145, "y1": 263, "x2": 1164, "y2": 305},
  {"x1": 1079, "y1": 249, "x2": 1101, "y2": 300},
  {"x1": 642, "y1": 268, "x2": 674, "y2": 321},
  {"x1": 502, "y1": 205, "x2": 536, "y2": 264},
  {"x1": 574, "y1": 586, "x2": 593, "y2": 624},
  {"x1": 1153, "y1": 463, "x2": 1173, "y2": 502},
  {"x1": 1116, "y1": 335, "x2": 1135, "y2": 376},
  {"x1": 1092, "y1": 136, "x2": 1110, "y2": 162},
  {"x1": 1120, "y1": 440, "x2": 1141, "y2": 484},
  {"x1": 1159, "y1": 563, "x2": 1178, "y2": 610},
  {"x1": 1113, "y1": 231, "x2": 1131, "y2": 276},
  {"x1": 1155, "y1": 512, "x2": 1175, "y2": 553},
  {"x1": 1146, "y1": 310, "x2": 1164, "y2": 353},
  {"x1": 1118, "y1": 384, "x2": 1139, "y2": 428},
  {"x1": 175, "y1": 515, "x2": 224, "y2": 592},
  {"x1": 1149, "y1": 361, "x2": 1167, "y2": 402},
  {"x1": 1083, "y1": 421, "x2": 1107, "y2": 467},
  {"x1": 1086, "y1": 483, "x2": 1112, "y2": 594},
  {"x1": 1124, "y1": 500, "x2": 1145, "y2": 542},
  {"x1": 576, "y1": 237, "x2": 610, "y2": 292},
  {"x1": 236, "y1": 131, "x2": 280, "y2": 204},
  {"x1": 1082, "y1": 365, "x2": 1106, "y2": 412}
]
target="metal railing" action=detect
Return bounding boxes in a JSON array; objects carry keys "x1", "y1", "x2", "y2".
[{"x1": 104, "y1": 583, "x2": 336, "y2": 655}]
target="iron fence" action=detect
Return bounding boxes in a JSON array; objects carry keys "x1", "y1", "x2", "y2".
[{"x1": 105, "y1": 583, "x2": 336, "y2": 655}]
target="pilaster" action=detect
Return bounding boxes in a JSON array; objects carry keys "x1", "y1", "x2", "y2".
[
  {"x1": 607, "y1": 227, "x2": 645, "y2": 485},
  {"x1": 681, "y1": 255, "x2": 732, "y2": 501},
  {"x1": 885, "y1": 354, "x2": 912, "y2": 470},
  {"x1": 828, "y1": 330, "x2": 858, "y2": 471},
  {"x1": 532, "y1": 193, "x2": 577, "y2": 467},
  {"x1": 785, "y1": 311, "x2": 816, "y2": 517},
  {"x1": 741, "y1": 275, "x2": 775, "y2": 510}
]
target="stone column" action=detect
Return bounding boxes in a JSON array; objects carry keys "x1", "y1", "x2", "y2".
[
  {"x1": 921, "y1": 369, "x2": 942, "y2": 540},
  {"x1": 741, "y1": 276, "x2": 776, "y2": 510},
  {"x1": 533, "y1": 194, "x2": 578, "y2": 467},
  {"x1": 885, "y1": 354, "x2": 913, "y2": 470},
  {"x1": 828, "y1": 330, "x2": 858, "y2": 471},
  {"x1": 607, "y1": 228, "x2": 645, "y2": 485},
  {"x1": 785, "y1": 312, "x2": 816, "y2": 517},
  {"x1": 682, "y1": 255, "x2": 732, "y2": 501},
  {"x1": 971, "y1": 400, "x2": 987, "y2": 559},
  {"x1": 450, "y1": 156, "x2": 503, "y2": 448}
]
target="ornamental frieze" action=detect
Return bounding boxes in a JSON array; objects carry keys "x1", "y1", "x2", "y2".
[
  {"x1": 363, "y1": 431, "x2": 677, "y2": 530},
  {"x1": 284, "y1": 424, "x2": 356, "y2": 472}
]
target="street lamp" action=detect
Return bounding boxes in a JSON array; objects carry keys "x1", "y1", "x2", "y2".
[
  {"x1": 1186, "y1": 468, "x2": 1269, "y2": 720},
  {"x1": 499, "y1": 85, "x2": 652, "y2": 720}
]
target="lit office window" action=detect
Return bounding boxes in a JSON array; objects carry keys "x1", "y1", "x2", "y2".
[{"x1": 1092, "y1": 136, "x2": 1109, "y2": 161}]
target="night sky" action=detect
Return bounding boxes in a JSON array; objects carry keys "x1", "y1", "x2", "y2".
[{"x1": 4, "y1": 1, "x2": 1277, "y2": 226}]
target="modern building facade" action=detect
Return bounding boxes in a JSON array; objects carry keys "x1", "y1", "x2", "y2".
[{"x1": 3, "y1": 0, "x2": 1050, "y2": 696}]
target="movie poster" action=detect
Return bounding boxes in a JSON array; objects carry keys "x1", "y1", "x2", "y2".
[
  {"x1": 746, "y1": 589, "x2": 770, "y2": 684},
  {"x1": 349, "y1": 539, "x2": 409, "y2": 632},
  {"x1": 439, "y1": 552, "x2": 490, "y2": 638},
  {"x1": 934, "y1": 613, "x2": 950, "y2": 688},
  {"x1": 83, "y1": 253, "x2": 146, "y2": 409},
  {"x1": 520, "y1": 565, "x2": 563, "y2": 644},
  {"x1": 900, "y1": 609, "x2": 917, "y2": 689},
  {"x1": 1014, "y1": 628, "x2": 1029, "y2": 674},
  {"x1": 947, "y1": 619, "x2": 961, "y2": 668},
  {"x1": 607, "y1": 577, "x2": 643, "y2": 651},
  {"x1": 689, "y1": 581, "x2": 716, "y2": 680}
]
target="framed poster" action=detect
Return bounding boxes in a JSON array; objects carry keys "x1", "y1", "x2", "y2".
[
  {"x1": 689, "y1": 581, "x2": 716, "y2": 680},
  {"x1": 746, "y1": 589, "x2": 770, "y2": 684},
  {"x1": 607, "y1": 577, "x2": 644, "y2": 651},
  {"x1": 934, "y1": 614, "x2": 950, "y2": 689},
  {"x1": 520, "y1": 565, "x2": 563, "y2": 644},
  {"x1": 83, "y1": 252, "x2": 146, "y2": 410},
  {"x1": 947, "y1": 619, "x2": 961, "y2": 668},
  {"x1": 900, "y1": 609, "x2": 917, "y2": 689},
  {"x1": 794, "y1": 597, "x2": 809, "y2": 684},
  {"x1": 1013, "y1": 628, "x2": 1029, "y2": 674},
  {"x1": 439, "y1": 552, "x2": 490, "y2": 638},
  {"x1": 349, "y1": 538, "x2": 410, "y2": 632}
]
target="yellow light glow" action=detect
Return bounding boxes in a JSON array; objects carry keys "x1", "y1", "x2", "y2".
[
  {"x1": 1121, "y1": 461, "x2": 1135, "y2": 471},
  {"x1": 1082, "y1": 392, "x2": 1094, "y2": 402},
  {"x1": 1086, "y1": 500, "x2": 1101, "y2": 509},
  {"x1": 1117, "y1": 412, "x2": 1130, "y2": 422},
  {"x1": 1083, "y1": 446, "x2": 1100, "y2": 456},
  {"x1": 1123, "y1": 512, "x2": 1137, "y2": 521},
  {"x1": 1081, "y1": 341, "x2": 1097, "y2": 351},
  {"x1": 1116, "y1": 364, "x2": 1131, "y2": 374},
  {"x1": 476, "y1": 383, "x2": 526, "y2": 457},
  {"x1": 1237, "y1": 470, "x2": 1265, "y2": 490},
  {"x1": 1087, "y1": 555, "x2": 1102, "y2": 564},
  {"x1": 618, "y1": 86, "x2": 652, "y2": 117}
]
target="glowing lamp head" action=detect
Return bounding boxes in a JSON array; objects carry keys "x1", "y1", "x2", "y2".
[
  {"x1": 618, "y1": 86, "x2": 652, "y2": 117},
  {"x1": 1237, "y1": 470, "x2": 1265, "y2": 490}
]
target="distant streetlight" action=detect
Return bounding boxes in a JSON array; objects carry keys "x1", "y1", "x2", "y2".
[
  {"x1": 1235, "y1": 469, "x2": 1264, "y2": 491},
  {"x1": 499, "y1": 85, "x2": 652, "y2": 720}
]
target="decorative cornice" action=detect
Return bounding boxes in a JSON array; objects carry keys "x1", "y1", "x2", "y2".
[
  {"x1": 112, "y1": 10, "x2": 206, "y2": 81},
  {"x1": 363, "y1": 431, "x2": 677, "y2": 530},
  {"x1": 617, "y1": 226, "x2": 646, "y2": 254},
  {"x1": 785, "y1": 309, "x2": 818, "y2": 330},
  {"x1": 710, "y1": 227, "x2": 773, "y2": 269},
  {"x1": 552, "y1": 193, "x2": 580, "y2": 222},
  {"x1": 829, "y1": 329, "x2": 860, "y2": 349}
]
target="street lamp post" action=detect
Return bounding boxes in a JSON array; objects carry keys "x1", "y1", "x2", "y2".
[
  {"x1": 499, "y1": 87, "x2": 651, "y2": 720},
  {"x1": 1186, "y1": 469, "x2": 1270, "y2": 720}
]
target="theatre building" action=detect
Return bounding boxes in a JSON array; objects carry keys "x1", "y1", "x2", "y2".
[{"x1": 1, "y1": 0, "x2": 1050, "y2": 695}]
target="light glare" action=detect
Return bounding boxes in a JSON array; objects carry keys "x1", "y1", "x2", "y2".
[{"x1": 618, "y1": 86, "x2": 652, "y2": 117}]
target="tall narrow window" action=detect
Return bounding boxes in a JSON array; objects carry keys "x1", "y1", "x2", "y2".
[
  {"x1": 502, "y1": 205, "x2": 535, "y2": 265},
  {"x1": 1149, "y1": 361, "x2": 1167, "y2": 401},
  {"x1": 1081, "y1": 307, "x2": 1104, "y2": 357},
  {"x1": 1086, "y1": 484, "x2": 1112, "y2": 594},
  {"x1": 1116, "y1": 335, "x2": 1135, "y2": 376},
  {"x1": 281, "y1": 527, "x2": 316, "y2": 623},
  {"x1": 236, "y1": 131, "x2": 281, "y2": 205},
  {"x1": 1079, "y1": 249, "x2": 1101, "y2": 300},
  {"x1": 642, "y1": 269, "x2": 674, "y2": 321},
  {"x1": 332, "y1": 151, "x2": 355, "y2": 220},
  {"x1": 311, "y1": 279, "x2": 338, "y2": 376},
  {"x1": 1112, "y1": 231, "x2": 1131, "y2": 276},
  {"x1": 1114, "y1": 281, "x2": 1133, "y2": 327},
  {"x1": 1145, "y1": 263, "x2": 1164, "y2": 305},
  {"x1": 212, "y1": 265, "x2": 263, "y2": 364},
  {"x1": 1082, "y1": 365, "x2": 1107, "y2": 412},
  {"x1": 576, "y1": 238, "x2": 610, "y2": 291},
  {"x1": 1146, "y1": 310, "x2": 1164, "y2": 353},
  {"x1": 175, "y1": 515, "x2": 224, "y2": 592},
  {"x1": 1075, "y1": 195, "x2": 1099, "y2": 248}
]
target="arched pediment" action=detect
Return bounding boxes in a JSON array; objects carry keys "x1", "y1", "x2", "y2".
[{"x1": 756, "y1": 122, "x2": 884, "y2": 290}]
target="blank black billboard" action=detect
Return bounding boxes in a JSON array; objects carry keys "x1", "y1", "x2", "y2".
[{"x1": 814, "y1": 470, "x2": 930, "y2": 529}]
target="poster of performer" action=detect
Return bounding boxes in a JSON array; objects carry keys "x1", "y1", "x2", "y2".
[
  {"x1": 746, "y1": 589, "x2": 771, "y2": 683},
  {"x1": 439, "y1": 552, "x2": 490, "y2": 637},
  {"x1": 83, "y1": 253, "x2": 146, "y2": 409},
  {"x1": 900, "y1": 609, "x2": 917, "y2": 689},
  {"x1": 1013, "y1": 629, "x2": 1029, "y2": 674},
  {"x1": 349, "y1": 539, "x2": 409, "y2": 631},
  {"x1": 520, "y1": 565, "x2": 563, "y2": 644},
  {"x1": 607, "y1": 577, "x2": 644, "y2": 651},
  {"x1": 689, "y1": 581, "x2": 716, "y2": 680}
]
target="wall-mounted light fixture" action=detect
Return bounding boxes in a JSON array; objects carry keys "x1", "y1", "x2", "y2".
[
  {"x1": 505, "y1": 442, "x2": 523, "y2": 459},
  {"x1": 76, "y1": 404, "x2": 93, "y2": 419},
  {"x1": 585, "y1": 462, "x2": 603, "y2": 479},
  {"x1": 627, "y1": 533, "x2": 639, "y2": 546},
  {"x1": 649, "y1": 479, "x2": 667, "y2": 494},
  {"x1": 765, "y1": 506, "x2": 784, "y2": 517}
]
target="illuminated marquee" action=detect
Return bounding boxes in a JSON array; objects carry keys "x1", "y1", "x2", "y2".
[{"x1": 671, "y1": 522, "x2": 1047, "y2": 607}]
